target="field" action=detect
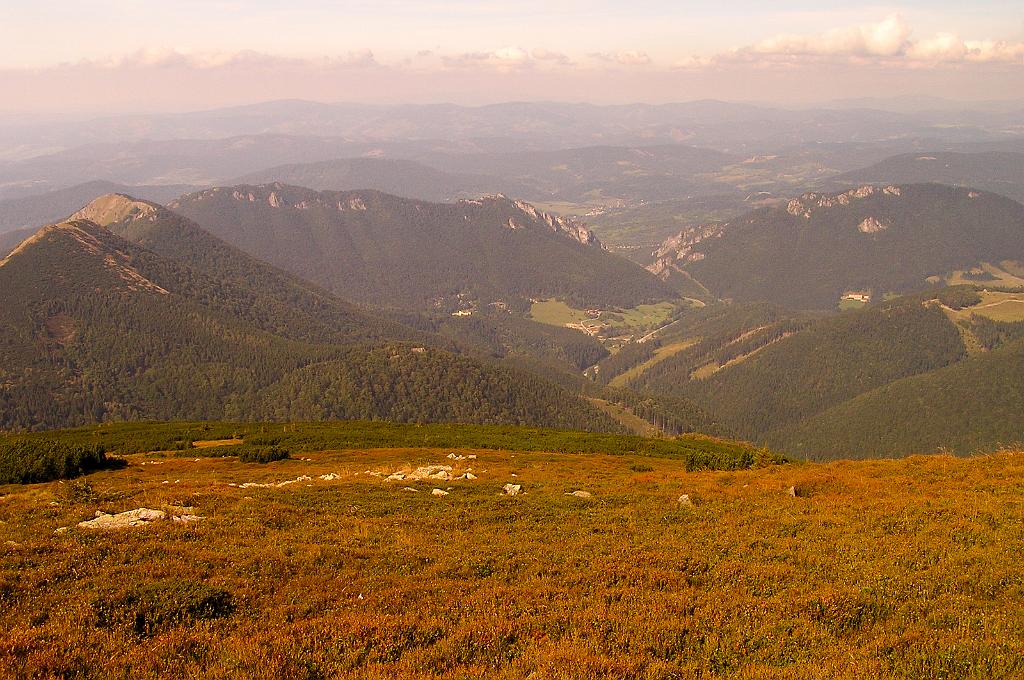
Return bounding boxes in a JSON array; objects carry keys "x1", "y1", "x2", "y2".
[
  {"x1": 2, "y1": 439, "x2": 1023, "y2": 678},
  {"x1": 942, "y1": 290, "x2": 1024, "y2": 323},
  {"x1": 944, "y1": 261, "x2": 1024, "y2": 290},
  {"x1": 528, "y1": 299, "x2": 679, "y2": 338}
]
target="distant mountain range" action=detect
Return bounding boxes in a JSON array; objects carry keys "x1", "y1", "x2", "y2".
[
  {"x1": 169, "y1": 184, "x2": 678, "y2": 311},
  {"x1": 0, "y1": 195, "x2": 617, "y2": 431},
  {"x1": 233, "y1": 157, "x2": 515, "y2": 203},
  {"x1": 651, "y1": 183, "x2": 1024, "y2": 309},
  {"x1": 4, "y1": 99, "x2": 1019, "y2": 159}
]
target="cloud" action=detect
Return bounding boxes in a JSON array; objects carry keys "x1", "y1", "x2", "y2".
[
  {"x1": 442, "y1": 46, "x2": 533, "y2": 70},
  {"x1": 72, "y1": 48, "x2": 379, "y2": 71},
  {"x1": 753, "y1": 14, "x2": 910, "y2": 58},
  {"x1": 588, "y1": 50, "x2": 652, "y2": 66},
  {"x1": 729, "y1": 13, "x2": 1024, "y2": 66},
  {"x1": 530, "y1": 48, "x2": 572, "y2": 65}
]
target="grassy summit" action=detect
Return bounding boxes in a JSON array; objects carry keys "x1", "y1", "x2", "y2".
[{"x1": 0, "y1": 434, "x2": 1021, "y2": 678}]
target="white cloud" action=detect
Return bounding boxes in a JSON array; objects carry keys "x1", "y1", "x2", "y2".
[
  {"x1": 740, "y1": 13, "x2": 1023, "y2": 66},
  {"x1": 752, "y1": 14, "x2": 910, "y2": 58},
  {"x1": 588, "y1": 50, "x2": 652, "y2": 66}
]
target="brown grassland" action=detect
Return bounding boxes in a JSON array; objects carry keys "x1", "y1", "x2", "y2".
[{"x1": 2, "y1": 446, "x2": 1023, "y2": 678}]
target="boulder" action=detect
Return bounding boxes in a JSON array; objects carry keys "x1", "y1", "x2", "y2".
[
  {"x1": 677, "y1": 494, "x2": 694, "y2": 507},
  {"x1": 431, "y1": 488, "x2": 450, "y2": 497},
  {"x1": 502, "y1": 484, "x2": 522, "y2": 496},
  {"x1": 566, "y1": 490, "x2": 592, "y2": 498},
  {"x1": 78, "y1": 508, "x2": 166, "y2": 529}
]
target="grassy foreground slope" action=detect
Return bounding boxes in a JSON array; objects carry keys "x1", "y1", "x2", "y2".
[{"x1": 2, "y1": 443, "x2": 1022, "y2": 678}]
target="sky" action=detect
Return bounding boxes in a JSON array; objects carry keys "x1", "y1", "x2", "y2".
[{"x1": 0, "y1": 1, "x2": 1022, "y2": 114}]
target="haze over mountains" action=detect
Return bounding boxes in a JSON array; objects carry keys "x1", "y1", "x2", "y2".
[{"x1": 2, "y1": 96, "x2": 1024, "y2": 459}]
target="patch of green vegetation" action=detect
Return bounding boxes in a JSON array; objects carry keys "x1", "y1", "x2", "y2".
[
  {"x1": 527, "y1": 299, "x2": 591, "y2": 327},
  {"x1": 838, "y1": 298, "x2": 868, "y2": 311},
  {"x1": 6, "y1": 420, "x2": 785, "y2": 473},
  {"x1": 0, "y1": 440, "x2": 123, "y2": 484},
  {"x1": 236, "y1": 445, "x2": 291, "y2": 464},
  {"x1": 528, "y1": 298, "x2": 679, "y2": 337}
]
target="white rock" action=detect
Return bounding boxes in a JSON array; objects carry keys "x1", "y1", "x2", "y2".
[
  {"x1": 402, "y1": 487, "x2": 419, "y2": 493},
  {"x1": 319, "y1": 473, "x2": 342, "y2": 481},
  {"x1": 677, "y1": 494, "x2": 694, "y2": 507},
  {"x1": 503, "y1": 484, "x2": 522, "y2": 496},
  {"x1": 172, "y1": 514, "x2": 204, "y2": 523},
  {"x1": 786, "y1": 486, "x2": 798, "y2": 497},
  {"x1": 431, "y1": 488, "x2": 449, "y2": 496},
  {"x1": 386, "y1": 472, "x2": 406, "y2": 481},
  {"x1": 566, "y1": 490, "x2": 592, "y2": 498},
  {"x1": 463, "y1": 473, "x2": 478, "y2": 480},
  {"x1": 406, "y1": 465, "x2": 453, "y2": 481},
  {"x1": 78, "y1": 508, "x2": 166, "y2": 530}
]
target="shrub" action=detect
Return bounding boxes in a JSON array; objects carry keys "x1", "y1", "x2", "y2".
[
  {"x1": 0, "y1": 440, "x2": 121, "y2": 484},
  {"x1": 93, "y1": 579, "x2": 234, "y2": 637},
  {"x1": 237, "y1": 445, "x2": 291, "y2": 464}
]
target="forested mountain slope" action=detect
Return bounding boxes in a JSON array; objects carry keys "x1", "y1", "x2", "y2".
[
  {"x1": 169, "y1": 184, "x2": 677, "y2": 311},
  {"x1": 0, "y1": 215, "x2": 617, "y2": 432},
  {"x1": 606, "y1": 288, "x2": 1024, "y2": 457},
  {"x1": 652, "y1": 184, "x2": 1024, "y2": 309},
  {"x1": 768, "y1": 337, "x2": 1024, "y2": 459}
]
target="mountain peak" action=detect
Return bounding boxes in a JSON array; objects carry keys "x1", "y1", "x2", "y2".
[
  {"x1": 0, "y1": 218, "x2": 169, "y2": 295},
  {"x1": 71, "y1": 193, "x2": 164, "y2": 228}
]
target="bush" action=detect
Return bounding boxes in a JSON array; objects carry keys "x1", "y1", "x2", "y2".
[
  {"x1": 237, "y1": 445, "x2": 291, "y2": 464},
  {"x1": 0, "y1": 440, "x2": 121, "y2": 484},
  {"x1": 93, "y1": 579, "x2": 234, "y2": 637}
]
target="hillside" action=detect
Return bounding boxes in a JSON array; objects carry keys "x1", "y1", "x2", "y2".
[
  {"x1": 0, "y1": 213, "x2": 617, "y2": 432},
  {"x1": 169, "y1": 184, "x2": 677, "y2": 311},
  {"x1": 652, "y1": 184, "x2": 1024, "y2": 309},
  {"x1": 0, "y1": 180, "x2": 194, "y2": 234},
  {"x1": 620, "y1": 288, "x2": 1024, "y2": 458},
  {"x1": 1, "y1": 425, "x2": 1021, "y2": 677},
  {"x1": 768, "y1": 337, "x2": 1024, "y2": 459},
  {"x1": 233, "y1": 157, "x2": 516, "y2": 203},
  {"x1": 836, "y1": 151, "x2": 1024, "y2": 204}
]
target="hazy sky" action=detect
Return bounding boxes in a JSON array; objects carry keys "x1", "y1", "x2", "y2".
[{"x1": 1, "y1": 1, "x2": 1022, "y2": 113}]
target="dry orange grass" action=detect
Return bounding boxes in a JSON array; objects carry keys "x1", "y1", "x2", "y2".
[{"x1": 1, "y1": 448, "x2": 1023, "y2": 678}]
